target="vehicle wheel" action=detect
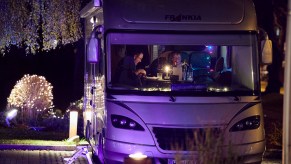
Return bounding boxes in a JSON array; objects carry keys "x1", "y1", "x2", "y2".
[{"x1": 92, "y1": 133, "x2": 104, "y2": 164}]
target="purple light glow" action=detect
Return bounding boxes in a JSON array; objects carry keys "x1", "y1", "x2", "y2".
[{"x1": 6, "y1": 109, "x2": 17, "y2": 120}]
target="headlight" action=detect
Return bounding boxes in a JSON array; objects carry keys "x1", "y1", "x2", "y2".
[
  {"x1": 229, "y1": 115, "x2": 260, "y2": 132},
  {"x1": 111, "y1": 114, "x2": 145, "y2": 131}
]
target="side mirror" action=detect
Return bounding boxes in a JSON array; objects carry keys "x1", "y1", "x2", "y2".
[
  {"x1": 87, "y1": 25, "x2": 102, "y2": 63},
  {"x1": 261, "y1": 36, "x2": 273, "y2": 65}
]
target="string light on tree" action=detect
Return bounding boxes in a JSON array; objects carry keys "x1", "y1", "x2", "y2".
[
  {"x1": 7, "y1": 74, "x2": 54, "y2": 123},
  {"x1": 0, "y1": 0, "x2": 82, "y2": 54}
]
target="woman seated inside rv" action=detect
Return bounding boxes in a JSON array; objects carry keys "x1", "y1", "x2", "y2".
[{"x1": 114, "y1": 48, "x2": 146, "y2": 87}]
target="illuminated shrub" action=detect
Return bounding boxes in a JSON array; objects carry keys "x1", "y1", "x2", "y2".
[{"x1": 7, "y1": 74, "x2": 54, "y2": 125}]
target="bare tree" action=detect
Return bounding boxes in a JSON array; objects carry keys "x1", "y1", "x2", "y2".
[{"x1": 0, "y1": 0, "x2": 82, "y2": 54}]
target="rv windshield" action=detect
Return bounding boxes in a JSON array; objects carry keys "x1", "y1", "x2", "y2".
[{"x1": 106, "y1": 33, "x2": 259, "y2": 95}]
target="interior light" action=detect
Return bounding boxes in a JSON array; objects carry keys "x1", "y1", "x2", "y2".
[{"x1": 164, "y1": 65, "x2": 170, "y2": 79}]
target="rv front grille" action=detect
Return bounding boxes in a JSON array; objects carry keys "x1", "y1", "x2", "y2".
[{"x1": 152, "y1": 127, "x2": 221, "y2": 151}]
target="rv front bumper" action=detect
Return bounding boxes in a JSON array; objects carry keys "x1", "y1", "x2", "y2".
[{"x1": 103, "y1": 138, "x2": 266, "y2": 164}]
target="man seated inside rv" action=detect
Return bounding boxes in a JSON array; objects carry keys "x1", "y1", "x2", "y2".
[
  {"x1": 147, "y1": 51, "x2": 182, "y2": 77},
  {"x1": 147, "y1": 57, "x2": 167, "y2": 77},
  {"x1": 114, "y1": 48, "x2": 146, "y2": 87},
  {"x1": 167, "y1": 51, "x2": 183, "y2": 80}
]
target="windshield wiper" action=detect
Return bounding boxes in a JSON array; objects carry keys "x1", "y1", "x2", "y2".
[
  {"x1": 234, "y1": 96, "x2": 241, "y2": 101},
  {"x1": 169, "y1": 95, "x2": 176, "y2": 102}
]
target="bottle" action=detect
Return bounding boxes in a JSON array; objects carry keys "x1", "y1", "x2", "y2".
[
  {"x1": 187, "y1": 64, "x2": 193, "y2": 81},
  {"x1": 182, "y1": 60, "x2": 188, "y2": 81},
  {"x1": 172, "y1": 61, "x2": 177, "y2": 76}
]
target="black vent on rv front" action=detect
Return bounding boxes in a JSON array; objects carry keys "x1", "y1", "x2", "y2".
[{"x1": 152, "y1": 127, "x2": 221, "y2": 151}]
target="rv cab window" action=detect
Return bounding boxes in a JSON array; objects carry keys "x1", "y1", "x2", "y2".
[{"x1": 106, "y1": 33, "x2": 259, "y2": 95}]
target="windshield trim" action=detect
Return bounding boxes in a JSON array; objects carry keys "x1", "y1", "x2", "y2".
[{"x1": 106, "y1": 88, "x2": 260, "y2": 97}]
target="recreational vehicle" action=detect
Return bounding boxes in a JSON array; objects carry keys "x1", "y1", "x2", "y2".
[{"x1": 80, "y1": 0, "x2": 272, "y2": 163}]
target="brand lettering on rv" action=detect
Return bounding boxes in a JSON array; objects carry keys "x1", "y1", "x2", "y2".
[{"x1": 165, "y1": 14, "x2": 202, "y2": 22}]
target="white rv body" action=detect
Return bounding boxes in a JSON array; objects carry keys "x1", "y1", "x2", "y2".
[{"x1": 81, "y1": 0, "x2": 266, "y2": 163}]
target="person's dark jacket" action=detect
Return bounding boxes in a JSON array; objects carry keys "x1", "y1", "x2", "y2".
[{"x1": 114, "y1": 56, "x2": 141, "y2": 86}]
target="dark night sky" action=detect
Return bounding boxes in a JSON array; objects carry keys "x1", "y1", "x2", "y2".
[{"x1": 0, "y1": 40, "x2": 84, "y2": 112}]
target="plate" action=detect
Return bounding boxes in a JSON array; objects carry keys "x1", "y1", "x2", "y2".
[
  {"x1": 168, "y1": 159, "x2": 194, "y2": 164},
  {"x1": 146, "y1": 76, "x2": 159, "y2": 80}
]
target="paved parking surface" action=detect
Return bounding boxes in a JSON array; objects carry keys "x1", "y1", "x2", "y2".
[
  {"x1": 0, "y1": 149, "x2": 282, "y2": 164},
  {"x1": 0, "y1": 150, "x2": 91, "y2": 164}
]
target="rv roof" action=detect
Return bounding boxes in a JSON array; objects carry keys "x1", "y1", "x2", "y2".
[{"x1": 103, "y1": 0, "x2": 257, "y2": 32}]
